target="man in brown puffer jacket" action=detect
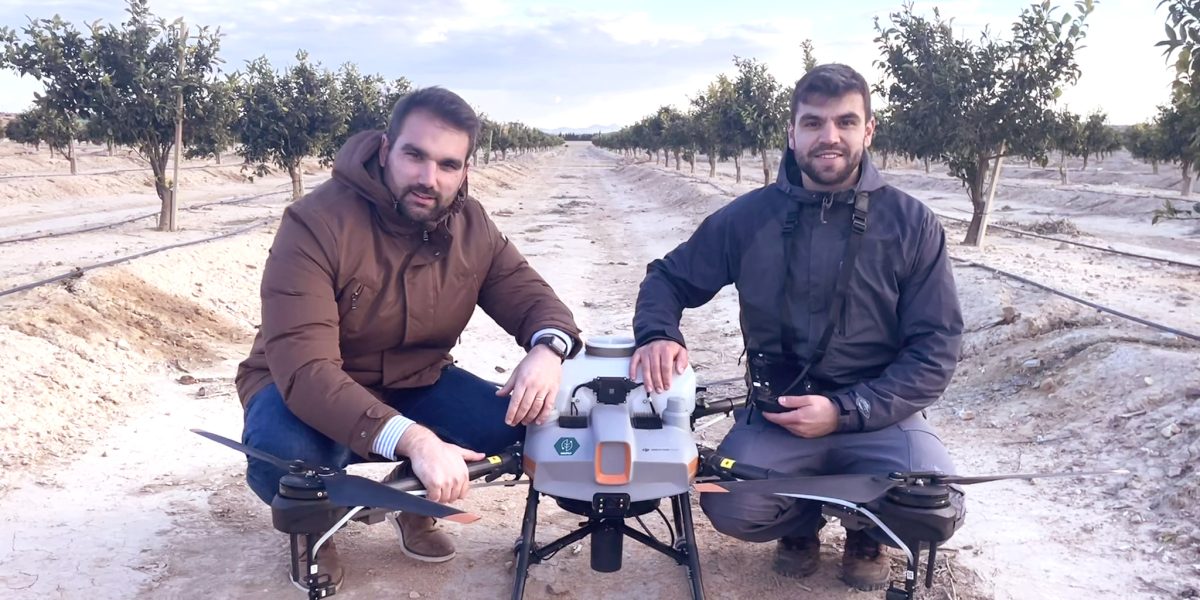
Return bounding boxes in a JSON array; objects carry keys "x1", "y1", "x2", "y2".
[{"x1": 235, "y1": 87, "x2": 581, "y2": 592}]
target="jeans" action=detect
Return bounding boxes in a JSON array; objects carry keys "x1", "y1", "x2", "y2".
[{"x1": 241, "y1": 365, "x2": 523, "y2": 504}]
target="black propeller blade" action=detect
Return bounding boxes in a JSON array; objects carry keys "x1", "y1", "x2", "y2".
[
  {"x1": 933, "y1": 468, "x2": 1130, "y2": 486},
  {"x1": 191, "y1": 428, "x2": 479, "y2": 522},
  {"x1": 323, "y1": 473, "x2": 479, "y2": 523},
  {"x1": 191, "y1": 428, "x2": 300, "y2": 471},
  {"x1": 696, "y1": 473, "x2": 900, "y2": 505}
]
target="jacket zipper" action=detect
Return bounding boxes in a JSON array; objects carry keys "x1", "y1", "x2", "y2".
[
  {"x1": 820, "y1": 194, "x2": 833, "y2": 223},
  {"x1": 350, "y1": 283, "x2": 364, "y2": 311}
]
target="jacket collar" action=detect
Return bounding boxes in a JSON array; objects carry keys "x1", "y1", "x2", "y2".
[{"x1": 774, "y1": 146, "x2": 885, "y2": 204}]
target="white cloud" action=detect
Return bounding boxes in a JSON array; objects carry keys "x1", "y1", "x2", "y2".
[{"x1": 0, "y1": 0, "x2": 1181, "y2": 129}]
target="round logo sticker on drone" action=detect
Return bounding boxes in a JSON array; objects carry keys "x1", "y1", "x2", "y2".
[{"x1": 554, "y1": 437, "x2": 580, "y2": 456}]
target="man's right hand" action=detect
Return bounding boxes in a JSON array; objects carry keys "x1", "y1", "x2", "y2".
[
  {"x1": 395, "y1": 425, "x2": 485, "y2": 503},
  {"x1": 629, "y1": 339, "x2": 689, "y2": 394}
]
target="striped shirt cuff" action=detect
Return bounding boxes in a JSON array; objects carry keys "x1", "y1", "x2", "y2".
[{"x1": 372, "y1": 414, "x2": 416, "y2": 460}]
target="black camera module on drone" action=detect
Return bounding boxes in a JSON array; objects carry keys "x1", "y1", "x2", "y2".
[{"x1": 195, "y1": 334, "x2": 1124, "y2": 600}]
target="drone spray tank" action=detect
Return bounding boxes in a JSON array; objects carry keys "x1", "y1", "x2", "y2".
[
  {"x1": 524, "y1": 334, "x2": 698, "y2": 502},
  {"x1": 515, "y1": 335, "x2": 706, "y2": 599}
]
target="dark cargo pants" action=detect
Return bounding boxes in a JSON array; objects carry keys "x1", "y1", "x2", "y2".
[{"x1": 700, "y1": 408, "x2": 956, "y2": 542}]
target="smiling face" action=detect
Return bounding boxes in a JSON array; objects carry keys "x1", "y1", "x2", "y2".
[
  {"x1": 787, "y1": 91, "x2": 876, "y2": 192},
  {"x1": 378, "y1": 108, "x2": 471, "y2": 225}
]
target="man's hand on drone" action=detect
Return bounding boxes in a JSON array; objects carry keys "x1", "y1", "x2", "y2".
[
  {"x1": 629, "y1": 339, "x2": 689, "y2": 394},
  {"x1": 497, "y1": 344, "x2": 563, "y2": 426},
  {"x1": 396, "y1": 425, "x2": 485, "y2": 503}
]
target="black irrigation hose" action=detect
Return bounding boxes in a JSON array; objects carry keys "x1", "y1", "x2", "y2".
[
  {"x1": 0, "y1": 162, "x2": 242, "y2": 181},
  {"x1": 0, "y1": 218, "x2": 272, "y2": 299},
  {"x1": 934, "y1": 211, "x2": 1200, "y2": 270},
  {"x1": 952, "y1": 257, "x2": 1200, "y2": 343},
  {"x1": 0, "y1": 187, "x2": 295, "y2": 246}
]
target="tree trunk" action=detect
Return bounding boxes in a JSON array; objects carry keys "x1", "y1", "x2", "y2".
[
  {"x1": 107, "y1": 141, "x2": 114, "y2": 157},
  {"x1": 149, "y1": 153, "x2": 171, "y2": 231},
  {"x1": 674, "y1": 150, "x2": 681, "y2": 170},
  {"x1": 923, "y1": 158, "x2": 930, "y2": 173},
  {"x1": 967, "y1": 147, "x2": 1006, "y2": 247},
  {"x1": 1058, "y1": 152, "x2": 1068, "y2": 185},
  {"x1": 287, "y1": 164, "x2": 304, "y2": 200},
  {"x1": 215, "y1": 151, "x2": 222, "y2": 165},
  {"x1": 67, "y1": 141, "x2": 77, "y2": 175},
  {"x1": 963, "y1": 152, "x2": 991, "y2": 245},
  {"x1": 1081, "y1": 155, "x2": 1089, "y2": 171},
  {"x1": 760, "y1": 146, "x2": 771, "y2": 185},
  {"x1": 1152, "y1": 160, "x2": 1159, "y2": 175},
  {"x1": 734, "y1": 155, "x2": 742, "y2": 183},
  {"x1": 688, "y1": 154, "x2": 695, "y2": 173},
  {"x1": 881, "y1": 153, "x2": 890, "y2": 170},
  {"x1": 708, "y1": 153, "x2": 716, "y2": 178},
  {"x1": 1183, "y1": 162, "x2": 1193, "y2": 196}
]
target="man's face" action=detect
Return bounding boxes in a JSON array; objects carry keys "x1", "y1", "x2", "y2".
[
  {"x1": 379, "y1": 109, "x2": 470, "y2": 225},
  {"x1": 787, "y1": 92, "x2": 875, "y2": 192}
]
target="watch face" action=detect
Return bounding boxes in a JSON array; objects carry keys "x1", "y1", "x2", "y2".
[{"x1": 538, "y1": 335, "x2": 566, "y2": 357}]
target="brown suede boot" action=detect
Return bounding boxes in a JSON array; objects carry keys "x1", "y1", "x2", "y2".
[
  {"x1": 290, "y1": 536, "x2": 344, "y2": 594},
  {"x1": 773, "y1": 533, "x2": 822, "y2": 578},
  {"x1": 840, "y1": 529, "x2": 892, "y2": 591},
  {"x1": 388, "y1": 511, "x2": 456, "y2": 562}
]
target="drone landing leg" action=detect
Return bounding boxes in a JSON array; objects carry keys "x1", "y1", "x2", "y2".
[
  {"x1": 287, "y1": 533, "x2": 335, "y2": 600},
  {"x1": 674, "y1": 493, "x2": 705, "y2": 600},
  {"x1": 885, "y1": 541, "x2": 921, "y2": 600},
  {"x1": 925, "y1": 542, "x2": 937, "y2": 588},
  {"x1": 512, "y1": 485, "x2": 541, "y2": 600}
]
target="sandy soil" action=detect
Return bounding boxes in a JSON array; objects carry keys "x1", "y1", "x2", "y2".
[{"x1": 0, "y1": 141, "x2": 1197, "y2": 599}]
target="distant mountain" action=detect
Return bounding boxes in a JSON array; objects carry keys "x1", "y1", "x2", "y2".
[{"x1": 540, "y1": 124, "x2": 622, "y2": 135}]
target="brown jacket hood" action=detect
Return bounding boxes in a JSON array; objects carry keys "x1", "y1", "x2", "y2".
[{"x1": 236, "y1": 131, "x2": 581, "y2": 458}]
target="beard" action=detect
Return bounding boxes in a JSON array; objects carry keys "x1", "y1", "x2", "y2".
[
  {"x1": 394, "y1": 184, "x2": 454, "y2": 225},
  {"x1": 795, "y1": 143, "x2": 863, "y2": 189}
]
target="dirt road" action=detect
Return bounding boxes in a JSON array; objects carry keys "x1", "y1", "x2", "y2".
[{"x1": 0, "y1": 142, "x2": 1196, "y2": 599}]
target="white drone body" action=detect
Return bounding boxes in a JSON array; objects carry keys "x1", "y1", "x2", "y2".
[{"x1": 523, "y1": 335, "x2": 699, "y2": 502}]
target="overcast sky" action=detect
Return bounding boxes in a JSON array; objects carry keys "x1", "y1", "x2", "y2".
[{"x1": 0, "y1": 0, "x2": 1178, "y2": 130}]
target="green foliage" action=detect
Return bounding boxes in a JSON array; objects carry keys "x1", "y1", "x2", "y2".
[
  {"x1": 800, "y1": 39, "x2": 818, "y2": 73},
  {"x1": 186, "y1": 73, "x2": 239, "y2": 161},
  {"x1": 1125, "y1": 121, "x2": 1172, "y2": 169},
  {"x1": 330, "y1": 63, "x2": 411, "y2": 150},
  {"x1": 595, "y1": 56, "x2": 786, "y2": 184},
  {"x1": 732, "y1": 57, "x2": 787, "y2": 184},
  {"x1": 485, "y1": 120, "x2": 563, "y2": 161},
  {"x1": 1077, "y1": 111, "x2": 1122, "y2": 167},
  {"x1": 2, "y1": 0, "x2": 225, "y2": 204},
  {"x1": 236, "y1": 52, "x2": 346, "y2": 198},
  {"x1": 5, "y1": 104, "x2": 78, "y2": 156},
  {"x1": 1157, "y1": 0, "x2": 1200, "y2": 87},
  {"x1": 874, "y1": 0, "x2": 1094, "y2": 244}
]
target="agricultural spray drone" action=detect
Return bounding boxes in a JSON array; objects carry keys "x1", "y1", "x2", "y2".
[{"x1": 195, "y1": 335, "x2": 1123, "y2": 600}]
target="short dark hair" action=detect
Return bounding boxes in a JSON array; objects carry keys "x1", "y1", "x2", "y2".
[
  {"x1": 386, "y1": 87, "x2": 481, "y2": 157},
  {"x1": 790, "y1": 64, "x2": 872, "y2": 121}
]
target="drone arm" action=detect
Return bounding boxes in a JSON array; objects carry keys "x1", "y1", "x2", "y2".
[
  {"x1": 698, "y1": 449, "x2": 787, "y2": 481},
  {"x1": 382, "y1": 447, "x2": 523, "y2": 492}
]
